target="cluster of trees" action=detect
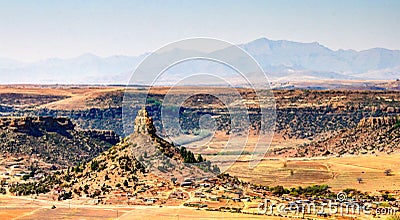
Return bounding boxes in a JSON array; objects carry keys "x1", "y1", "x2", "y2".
[
  {"x1": 20, "y1": 164, "x2": 39, "y2": 181},
  {"x1": 9, "y1": 182, "x2": 51, "y2": 196},
  {"x1": 58, "y1": 191, "x2": 72, "y2": 200},
  {"x1": 342, "y1": 188, "x2": 368, "y2": 199},
  {"x1": 180, "y1": 146, "x2": 203, "y2": 163},
  {"x1": 382, "y1": 191, "x2": 397, "y2": 202},
  {"x1": 118, "y1": 155, "x2": 146, "y2": 173},
  {"x1": 266, "y1": 185, "x2": 333, "y2": 197},
  {"x1": 269, "y1": 186, "x2": 289, "y2": 196},
  {"x1": 9, "y1": 175, "x2": 61, "y2": 196},
  {"x1": 264, "y1": 184, "x2": 396, "y2": 201},
  {"x1": 179, "y1": 146, "x2": 221, "y2": 174},
  {"x1": 288, "y1": 185, "x2": 332, "y2": 197},
  {"x1": 197, "y1": 160, "x2": 220, "y2": 174}
]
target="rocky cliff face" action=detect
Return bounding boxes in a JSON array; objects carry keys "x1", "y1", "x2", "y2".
[
  {"x1": 80, "y1": 130, "x2": 119, "y2": 145},
  {"x1": 0, "y1": 116, "x2": 74, "y2": 133},
  {"x1": 357, "y1": 116, "x2": 399, "y2": 128},
  {"x1": 133, "y1": 108, "x2": 156, "y2": 135},
  {"x1": 272, "y1": 116, "x2": 400, "y2": 158},
  {"x1": 129, "y1": 108, "x2": 182, "y2": 160},
  {"x1": 0, "y1": 116, "x2": 119, "y2": 166},
  {"x1": 0, "y1": 116, "x2": 119, "y2": 145}
]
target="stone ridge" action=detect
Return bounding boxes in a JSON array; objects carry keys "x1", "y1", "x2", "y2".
[
  {"x1": 0, "y1": 116, "x2": 74, "y2": 133},
  {"x1": 357, "y1": 116, "x2": 399, "y2": 128},
  {"x1": 0, "y1": 116, "x2": 120, "y2": 145},
  {"x1": 270, "y1": 115, "x2": 400, "y2": 158},
  {"x1": 0, "y1": 116, "x2": 120, "y2": 166},
  {"x1": 79, "y1": 129, "x2": 120, "y2": 145}
]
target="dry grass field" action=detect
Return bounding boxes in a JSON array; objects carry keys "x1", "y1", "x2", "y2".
[
  {"x1": 228, "y1": 154, "x2": 400, "y2": 192},
  {"x1": 0, "y1": 195, "x2": 48, "y2": 220},
  {"x1": 118, "y1": 206, "x2": 287, "y2": 220},
  {"x1": 0, "y1": 85, "x2": 122, "y2": 110},
  {"x1": 0, "y1": 196, "x2": 290, "y2": 220}
]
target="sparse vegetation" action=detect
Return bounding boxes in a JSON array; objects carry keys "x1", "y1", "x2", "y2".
[
  {"x1": 9, "y1": 175, "x2": 61, "y2": 196},
  {"x1": 395, "y1": 120, "x2": 400, "y2": 129},
  {"x1": 90, "y1": 160, "x2": 99, "y2": 171},
  {"x1": 1, "y1": 86, "x2": 400, "y2": 219},
  {"x1": 58, "y1": 191, "x2": 72, "y2": 200},
  {"x1": 0, "y1": 116, "x2": 118, "y2": 167},
  {"x1": 382, "y1": 191, "x2": 397, "y2": 201}
]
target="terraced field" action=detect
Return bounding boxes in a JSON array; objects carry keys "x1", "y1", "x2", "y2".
[{"x1": 228, "y1": 154, "x2": 400, "y2": 192}]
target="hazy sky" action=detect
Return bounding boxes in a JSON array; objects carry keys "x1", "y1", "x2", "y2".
[{"x1": 1, "y1": 0, "x2": 400, "y2": 62}]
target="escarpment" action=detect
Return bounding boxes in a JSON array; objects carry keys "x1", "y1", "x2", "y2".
[{"x1": 0, "y1": 116, "x2": 119, "y2": 166}]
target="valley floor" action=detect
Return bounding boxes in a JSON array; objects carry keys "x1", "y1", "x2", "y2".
[{"x1": 228, "y1": 153, "x2": 400, "y2": 192}]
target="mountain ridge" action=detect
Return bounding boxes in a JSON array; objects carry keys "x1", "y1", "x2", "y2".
[{"x1": 1, "y1": 37, "x2": 399, "y2": 84}]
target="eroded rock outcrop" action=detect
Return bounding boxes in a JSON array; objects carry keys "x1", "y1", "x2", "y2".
[
  {"x1": 134, "y1": 108, "x2": 156, "y2": 135},
  {"x1": 0, "y1": 116, "x2": 119, "y2": 166},
  {"x1": 42, "y1": 108, "x2": 218, "y2": 200},
  {"x1": 272, "y1": 115, "x2": 400, "y2": 158},
  {"x1": 127, "y1": 108, "x2": 218, "y2": 181},
  {"x1": 0, "y1": 116, "x2": 74, "y2": 133},
  {"x1": 80, "y1": 129, "x2": 119, "y2": 145},
  {"x1": 357, "y1": 116, "x2": 399, "y2": 128}
]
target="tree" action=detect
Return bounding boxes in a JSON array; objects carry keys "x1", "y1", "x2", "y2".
[
  {"x1": 91, "y1": 160, "x2": 99, "y2": 171},
  {"x1": 22, "y1": 174, "x2": 30, "y2": 181},
  {"x1": 180, "y1": 147, "x2": 187, "y2": 159},
  {"x1": 29, "y1": 164, "x2": 37, "y2": 177},
  {"x1": 197, "y1": 154, "x2": 204, "y2": 163},
  {"x1": 271, "y1": 186, "x2": 288, "y2": 196},
  {"x1": 84, "y1": 184, "x2": 89, "y2": 194},
  {"x1": 384, "y1": 169, "x2": 392, "y2": 176},
  {"x1": 187, "y1": 152, "x2": 196, "y2": 163},
  {"x1": 171, "y1": 178, "x2": 177, "y2": 184},
  {"x1": 357, "y1": 177, "x2": 363, "y2": 184},
  {"x1": 212, "y1": 165, "x2": 220, "y2": 174}
]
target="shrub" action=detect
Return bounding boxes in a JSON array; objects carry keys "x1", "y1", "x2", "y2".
[{"x1": 91, "y1": 160, "x2": 99, "y2": 171}]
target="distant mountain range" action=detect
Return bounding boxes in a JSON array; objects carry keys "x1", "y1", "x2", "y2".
[{"x1": 1, "y1": 37, "x2": 399, "y2": 84}]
